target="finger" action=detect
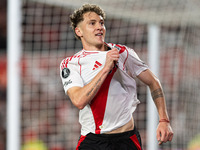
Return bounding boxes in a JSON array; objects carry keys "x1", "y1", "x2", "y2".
[
  {"x1": 107, "y1": 51, "x2": 119, "y2": 57},
  {"x1": 108, "y1": 48, "x2": 118, "y2": 53},
  {"x1": 112, "y1": 48, "x2": 119, "y2": 51},
  {"x1": 160, "y1": 131, "x2": 167, "y2": 143},
  {"x1": 111, "y1": 50, "x2": 119, "y2": 56},
  {"x1": 164, "y1": 132, "x2": 169, "y2": 143},
  {"x1": 168, "y1": 132, "x2": 174, "y2": 141},
  {"x1": 165, "y1": 130, "x2": 173, "y2": 142},
  {"x1": 158, "y1": 140, "x2": 163, "y2": 145},
  {"x1": 110, "y1": 52, "x2": 119, "y2": 58},
  {"x1": 156, "y1": 130, "x2": 161, "y2": 142},
  {"x1": 157, "y1": 134, "x2": 164, "y2": 145},
  {"x1": 109, "y1": 54, "x2": 120, "y2": 61}
]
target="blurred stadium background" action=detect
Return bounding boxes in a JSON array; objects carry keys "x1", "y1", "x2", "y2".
[{"x1": 1, "y1": 0, "x2": 200, "y2": 150}]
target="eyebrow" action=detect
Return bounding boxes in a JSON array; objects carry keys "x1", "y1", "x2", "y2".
[
  {"x1": 89, "y1": 19, "x2": 97, "y2": 22},
  {"x1": 88, "y1": 19, "x2": 104, "y2": 22}
]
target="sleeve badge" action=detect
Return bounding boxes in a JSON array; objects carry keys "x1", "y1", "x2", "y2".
[{"x1": 62, "y1": 68, "x2": 70, "y2": 78}]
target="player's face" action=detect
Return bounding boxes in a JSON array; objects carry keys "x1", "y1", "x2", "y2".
[{"x1": 75, "y1": 12, "x2": 106, "y2": 50}]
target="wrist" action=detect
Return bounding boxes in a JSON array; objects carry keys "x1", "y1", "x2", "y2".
[
  {"x1": 159, "y1": 118, "x2": 170, "y2": 123},
  {"x1": 102, "y1": 66, "x2": 112, "y2": 74}
]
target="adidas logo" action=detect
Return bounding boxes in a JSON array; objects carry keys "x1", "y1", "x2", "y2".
[{"x1": 92, "y1": 61, "x2": 102, "y2": 70}]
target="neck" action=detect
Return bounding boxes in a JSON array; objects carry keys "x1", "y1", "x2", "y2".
[{"x1": 82, "y1": 42, "x2": 107, "y2": 51}]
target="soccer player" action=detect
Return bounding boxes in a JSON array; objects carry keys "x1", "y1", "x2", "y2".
[{"x1": 60, "y1": 4, "x2": 173, "y2": 150}]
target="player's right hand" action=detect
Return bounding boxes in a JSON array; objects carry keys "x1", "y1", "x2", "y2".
[{"x1": 104, "y1": 48, "x2": 119, "y2": 71}]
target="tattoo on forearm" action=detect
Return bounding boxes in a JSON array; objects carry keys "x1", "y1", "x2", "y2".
[
  {"x1": 86, "y1": 78, "x2": 101, "y2": 97},
  {"x1": 151, "y1": 88, "x2": 164, "y2": 100}
]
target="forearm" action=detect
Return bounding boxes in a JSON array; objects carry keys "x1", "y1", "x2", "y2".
[
  {"x1": 80, "y1": 67, "x2": 110, "y2": 101},
  {"x1": 68, "y1": 67, "x2": 110, "y2": 109},
  {"x1": 149, "y1": 80, "x2": 169, "y2": 120}
]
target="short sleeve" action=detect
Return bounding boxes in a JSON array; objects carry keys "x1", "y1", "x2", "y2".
[
  {"x1": 125, "y1": 47, "x2": 148, "y2": 77},
  {"x1": 60, "y1": 60, "x2": 84, "y2": 95}
]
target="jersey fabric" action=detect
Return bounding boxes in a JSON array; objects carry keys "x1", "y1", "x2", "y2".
[{"x1": 60, "y1": 43, "x2": 148, "y2": 136}]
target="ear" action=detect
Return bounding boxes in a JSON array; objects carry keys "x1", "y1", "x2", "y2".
[{"x1": 75, "y1": 27, "x2": 83, "y2": 38}]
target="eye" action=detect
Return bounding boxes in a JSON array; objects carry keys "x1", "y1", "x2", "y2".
[
  {"x1": 89, "y1": 21, "x2": 95, "y2": 25},
  {"x1": 100, "y1": 21, "x2": 104, "y2": 25}
]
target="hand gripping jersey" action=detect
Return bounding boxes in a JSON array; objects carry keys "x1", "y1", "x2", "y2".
[{"x1": 60, "y1": 43, "x2": 148, "y2": 136}]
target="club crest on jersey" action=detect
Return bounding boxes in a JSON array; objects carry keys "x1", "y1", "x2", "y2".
[{"x1": 62, "y1": 68, "x2": 70, "y2": 78}]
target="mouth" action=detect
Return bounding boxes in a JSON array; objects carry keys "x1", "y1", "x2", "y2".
[{"x1": 95, "y1": 33, "x2": 103, "y2": 37}]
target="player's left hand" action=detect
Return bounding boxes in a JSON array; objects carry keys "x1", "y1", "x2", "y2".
[{"x1": 156, "y1": 122, "x2": 173, "y2": 145}]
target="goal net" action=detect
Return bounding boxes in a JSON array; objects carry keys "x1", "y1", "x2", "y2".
[{"x1": 20, "y1": 0, "x2": 200, "y2": 149}]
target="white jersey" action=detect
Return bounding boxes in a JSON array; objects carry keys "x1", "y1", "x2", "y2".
[{"x1": 60, "y1": 43, "x2": 148, "y2": 136}]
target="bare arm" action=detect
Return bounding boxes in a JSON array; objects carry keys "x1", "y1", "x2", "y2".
[
  {"x1": 137, "y1": 69, "x2": 169, "y2": 120},
  {"x1": 137, "y1": 69, "x2": 173, "y2": 145},
  {"x1": 67, "y1": 48, "x2": 119, "y2": 110}
]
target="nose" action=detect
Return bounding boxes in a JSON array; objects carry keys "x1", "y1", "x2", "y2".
[{"x1": 96, "y1": 22, "x2": 104, "y2": 30}]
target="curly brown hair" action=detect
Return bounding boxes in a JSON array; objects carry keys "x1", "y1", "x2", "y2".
[{"x1": 69, "y1": 4, "x2": 106, "y2": 40}]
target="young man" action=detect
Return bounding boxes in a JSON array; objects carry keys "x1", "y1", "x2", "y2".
[{"x1": 60, "y1": 4, "x2": 173, "y2": 150}]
